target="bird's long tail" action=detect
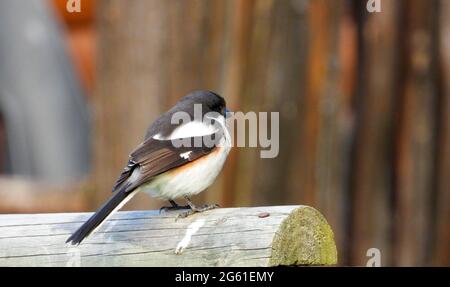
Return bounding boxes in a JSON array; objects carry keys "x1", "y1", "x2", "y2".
[{"x1": 66, "y1": 186, "x2": 137, "y2": 245}]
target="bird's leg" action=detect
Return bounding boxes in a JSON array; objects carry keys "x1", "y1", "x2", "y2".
[
  {"x1": 178, "y1": 196, "x2": 219, "y2": 218},
  {"x1": 159, "y1": 200, "x2": 190, "y2": 214}
]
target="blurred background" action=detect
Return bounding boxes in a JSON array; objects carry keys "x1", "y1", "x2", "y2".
[{"x1": 0, "y1": 0, "x2": 448, "y2": 266}]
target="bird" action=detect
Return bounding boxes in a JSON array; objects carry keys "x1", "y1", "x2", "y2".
[{"x1": 66, "y1": 90, "x2": 231, "y2": 245}]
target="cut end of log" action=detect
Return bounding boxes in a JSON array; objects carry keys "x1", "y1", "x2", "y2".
[{"x1": 269, "y1": 206, "x2": 337, "y2": 266}]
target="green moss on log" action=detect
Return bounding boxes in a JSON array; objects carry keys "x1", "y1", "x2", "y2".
[{"x1": 269, "y1": 206, "x2": 337, "y2": 266}]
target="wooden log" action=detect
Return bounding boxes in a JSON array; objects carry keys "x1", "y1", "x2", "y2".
[{"x1": 0, "y1": 205, "x2": 337, "y2": 267}]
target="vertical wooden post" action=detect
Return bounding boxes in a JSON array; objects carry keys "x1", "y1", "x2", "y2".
[
  {"x1": 394, "y1": 0, "x2": 439, "y2": 266},
  {"x1": 433, "y1": 0, "x2": 450, "y2": 266},
  {"x1": 349, "y1": 0, "x2": 400, "y2": 266},
  {"x1": 94, "y1": 0, "x2": 169, "y2": 209}
]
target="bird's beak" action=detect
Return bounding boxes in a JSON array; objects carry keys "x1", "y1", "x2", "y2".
[{"x1": 224, "y1": 108, "x2": 232, "y2": 118}]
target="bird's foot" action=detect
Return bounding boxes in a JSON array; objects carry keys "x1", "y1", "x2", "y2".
[
  {"x1": 159, "y1": 200, "x2": 190, "y2": 214},
  {"x1": 177, "y1": 203, "x2": 219, "y2": 218}
]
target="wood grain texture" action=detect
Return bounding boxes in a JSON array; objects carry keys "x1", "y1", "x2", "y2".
[
  {"x1": 394, "y1": 0, "x2": 439, "y2": 266},
  {"x1": 350, "y1": 0, "x2": 400, "y2": 266},
  {"x1": 0, "y1": 206, "x2": 337, "y2": 267},
  {"x1": 434, "y1": 0, "x2": 450, "y2": 266}
]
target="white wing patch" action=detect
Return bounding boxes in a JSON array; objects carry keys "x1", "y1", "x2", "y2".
[
  {"x1": 152, "y1": 133, "x2": 164, "y2": 140},
  {"x1": 180, "y1": 151, "x2": 192, "y2": 160},
  {"x1": 152, "y1": 121, "x2": 218, "y2": 140}
]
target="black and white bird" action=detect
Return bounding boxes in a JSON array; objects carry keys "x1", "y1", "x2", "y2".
[{"x1": 66, "y1": 91, "x2": 231, "y2": 245}]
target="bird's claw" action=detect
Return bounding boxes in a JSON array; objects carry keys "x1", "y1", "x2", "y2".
[
  {"x1": 159, "y1": 205, "x2": 190, "y2": 214},
  {"x1": 177, "y1": 203, "x2": 219, "y2": 218}
]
